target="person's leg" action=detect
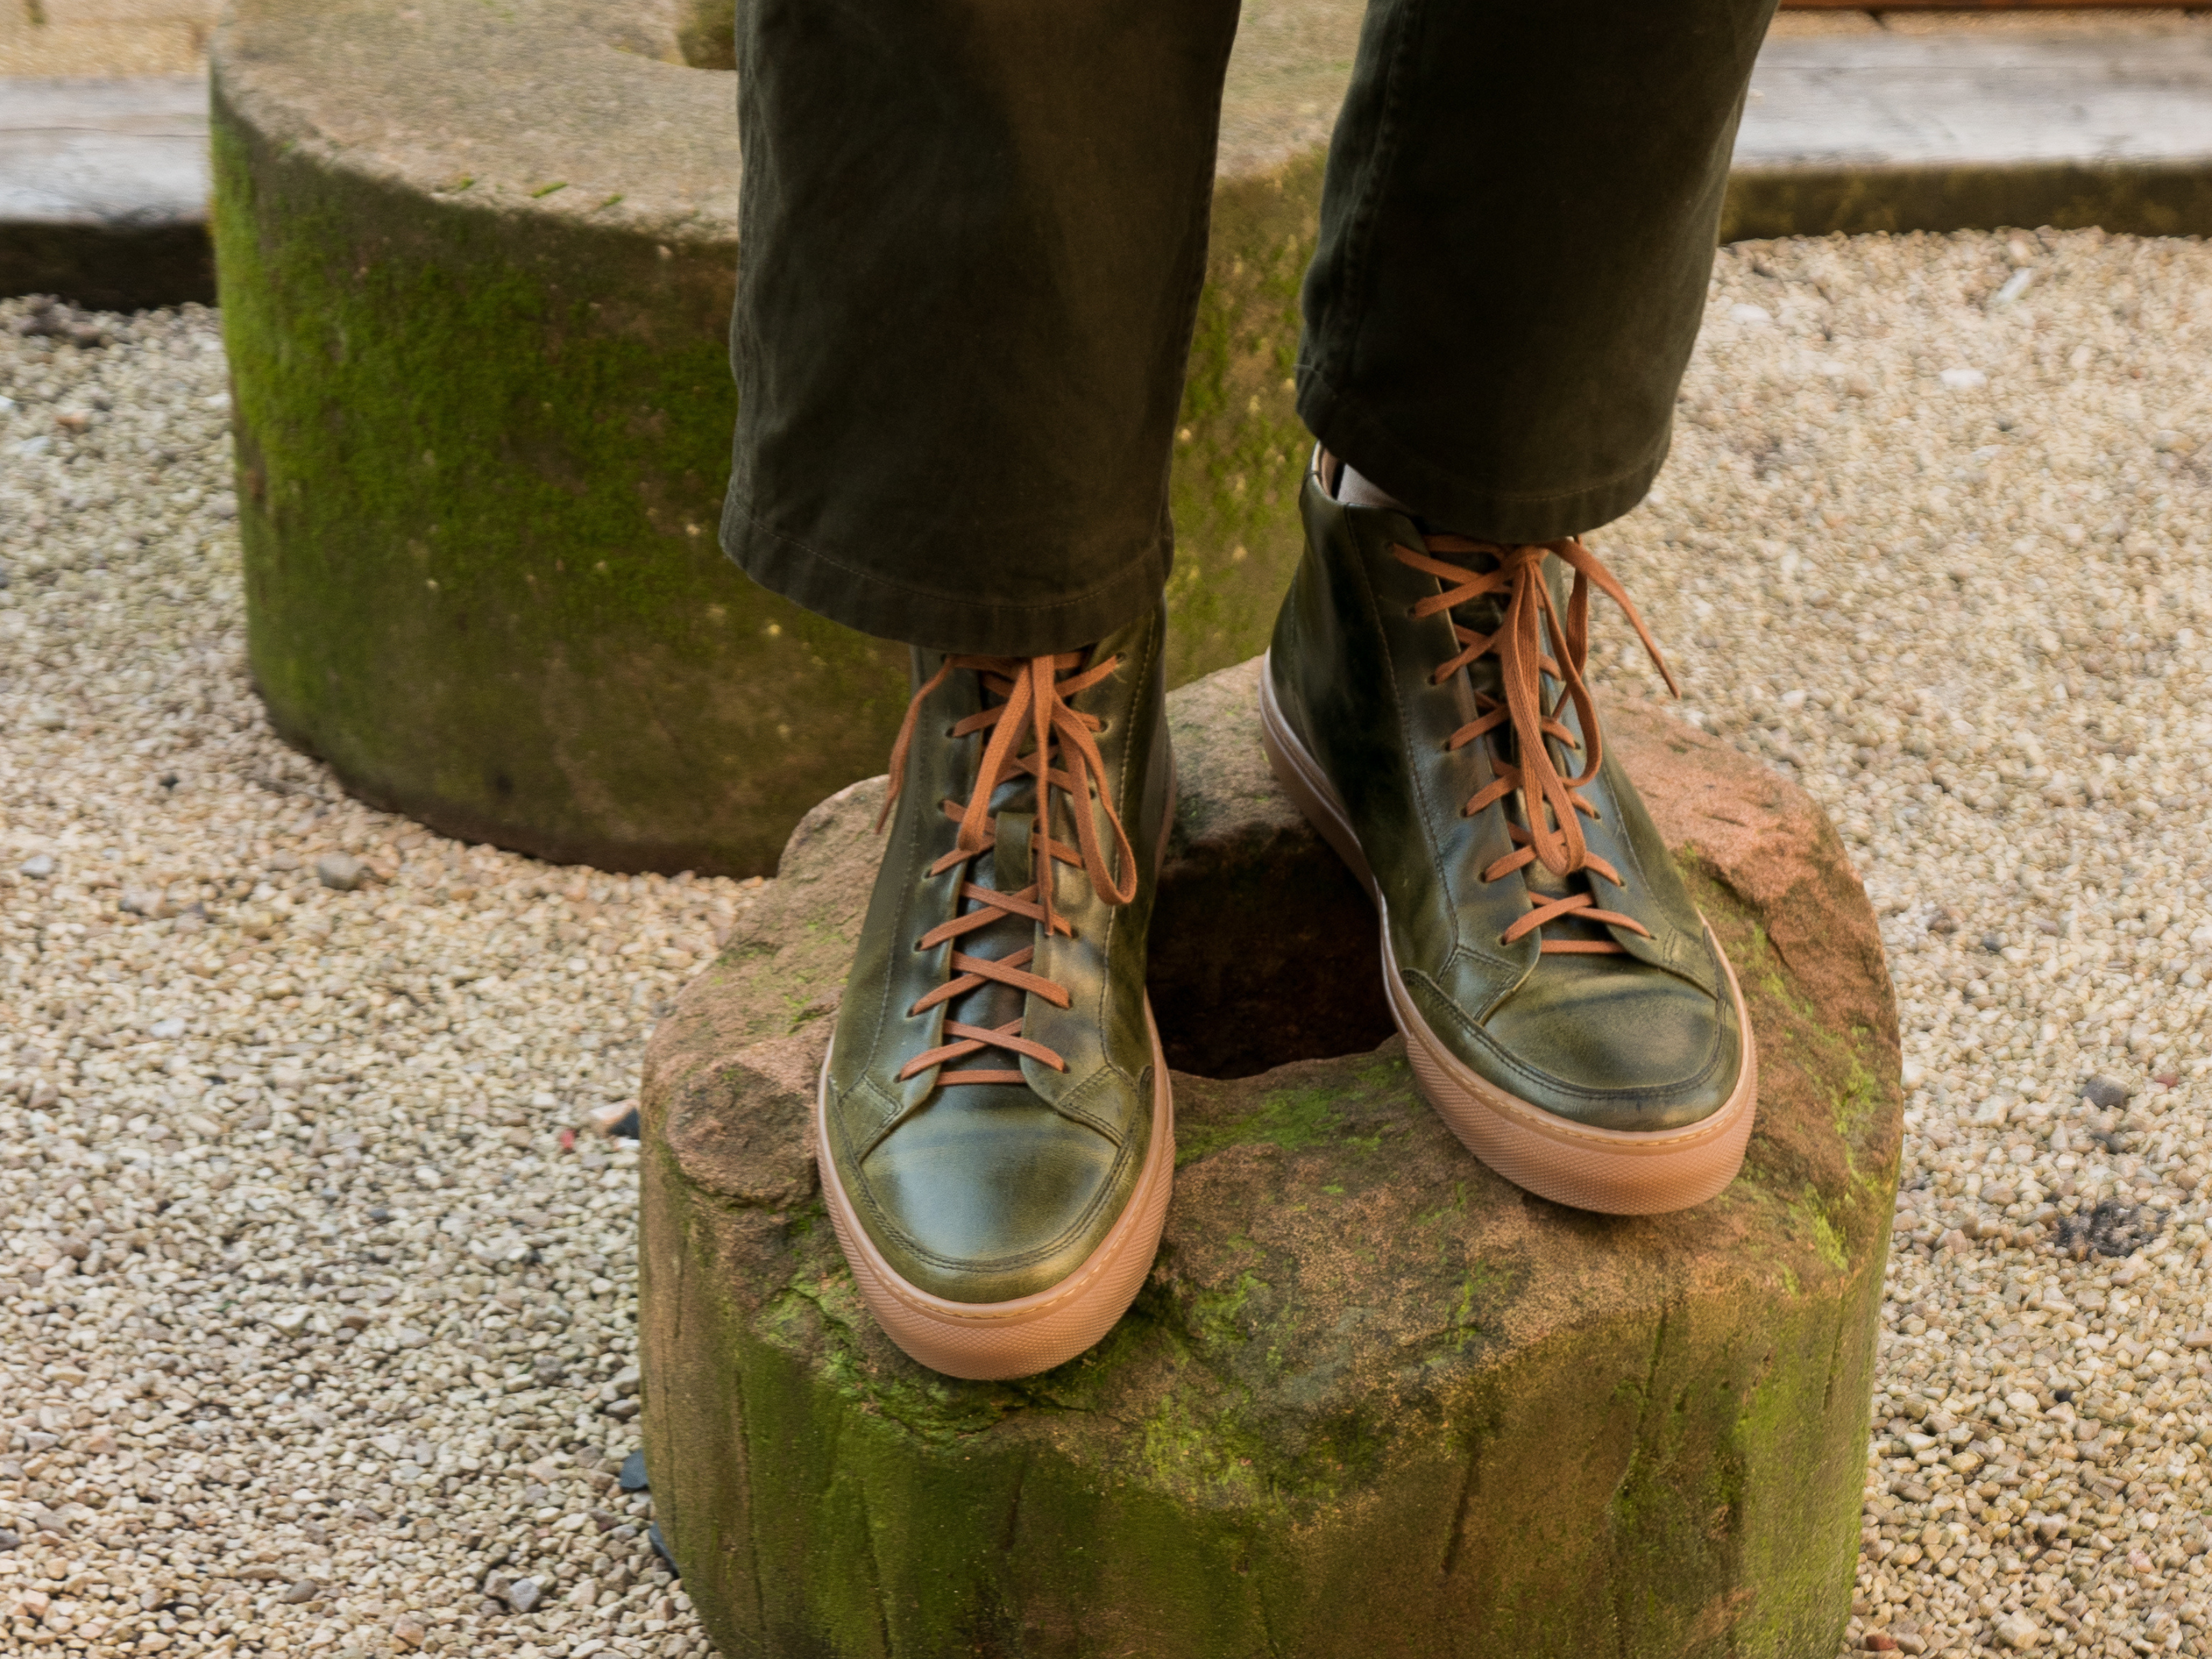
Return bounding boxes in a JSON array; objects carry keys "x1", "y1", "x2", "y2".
[
  {"x1": 1301, "y1": 0, "x2": 1777, "y2": 539},
  {"x1": 723, "y1": 0, "x2": 1241, "y2": 656},
  {"x1": 729, "y1": 0, "x2": 1235, "y2": 1381},
  {"x1": 1265, "y1": 0, "x2": 1775, "y2": 1215}
]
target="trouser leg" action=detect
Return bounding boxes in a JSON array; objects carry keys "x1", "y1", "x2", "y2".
[
  {"x1": 722, "y1": 0, "x2": 1242, "y2": 655},
  {"x1": 1298, "y1": 0, "x2": 1778, "y2": 541}
]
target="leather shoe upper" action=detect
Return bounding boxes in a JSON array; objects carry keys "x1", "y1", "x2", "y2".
[
  {"x1": 824, "y1": 605, "x2": 1171, "y2": 1303},
  {"x1": 1267, "y1": 458, "x2": 1742, "y2": 1133}
]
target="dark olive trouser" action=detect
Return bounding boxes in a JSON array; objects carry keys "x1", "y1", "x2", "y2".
[{"x1": 722, "y1": 0, "x2": 1778, "y2": 656}]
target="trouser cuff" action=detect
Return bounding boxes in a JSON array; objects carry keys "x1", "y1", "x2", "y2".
[
  {"x1": 1297, "y1": 370, "x2": 1675, "y2": 545},
  {"x1": 720, "y1": 497, "x2": 1171, "y2": 656}
]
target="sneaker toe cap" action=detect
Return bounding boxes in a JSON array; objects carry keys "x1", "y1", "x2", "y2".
[
  {"x1": 1431, "y1": 954, "x2": 1744, "y2": 1133},
  {"x1": 844, "y1": 1087, "x2": 1140, "y2": 1304}
]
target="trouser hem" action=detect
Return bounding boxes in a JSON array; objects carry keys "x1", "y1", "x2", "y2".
[
  {"x1": 1297, "y1": 368, "x2": 1674, "y2": 543},
  {"x1": 720, "y1": 496, "x2": 1171, "y2": 656}
]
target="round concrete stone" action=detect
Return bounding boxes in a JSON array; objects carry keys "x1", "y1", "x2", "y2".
[
  {"x1": 638, "y1": 657, "x2": 1903, "y2": 1659},
  {"x1": 208, "y1": 0, "x2": 1358, "y2": 876}
]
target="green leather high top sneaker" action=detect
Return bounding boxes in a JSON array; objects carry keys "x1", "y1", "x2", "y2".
[
  {"x1": 818, "y1": 606, "x2": 1175, "y2": 1379},
  {"x1": 1261, "y1": 453, "x2": 1755, "y2": 1215}
]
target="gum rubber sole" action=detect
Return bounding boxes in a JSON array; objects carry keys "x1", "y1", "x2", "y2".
[
  {"x1": 1258, "y1": 653, "x2": 1756, "y2": 1216},
  {"x1": 815, "y1": 1002, "x2": 1175, "y2": 1381}
]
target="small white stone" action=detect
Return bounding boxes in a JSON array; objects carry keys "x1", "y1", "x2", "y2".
[
  {"x1": 1993, "y1": 1611, "x2": 2042, "y2": 1649},
  {"x1": 316, "y1": 850, "x2": 367, "y2": 889},
  {"x1": 1940, "y1": 367, "x2": 1988, "y2": 390}
]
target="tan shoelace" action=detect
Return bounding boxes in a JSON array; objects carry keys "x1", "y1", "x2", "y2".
[
  {"x1": 1394, "y1": 533, "x2": 1678, "y2": 955},
  {"x1": 876, "y1": 651, "x2": 1135, "y2": 1086}
]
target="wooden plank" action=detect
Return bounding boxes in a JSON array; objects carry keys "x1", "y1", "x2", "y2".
[
  {"x1": 0, "y1": 75, "x2": 211, "y2": 306},
  {"x1": 0, "y1": 75, "x2": 207, "y2": 224},
  {"x1": 1781, "y1": 3, "x2": 2185, "y2": 10},
  {"x1": 1740, "y1": 34, "x2": 2212, "y2": 168},
  {"x1": 1726, "y1": 31, "x2": 2212, "y2": 237}
]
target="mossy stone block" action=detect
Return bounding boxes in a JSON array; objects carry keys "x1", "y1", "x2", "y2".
[
  {"x1": 638, "y1": 658, "x2": 1903, "y2": 1658},
  {"x1": 208, "y1": 0, "x2": 1359, "y2": 876}
]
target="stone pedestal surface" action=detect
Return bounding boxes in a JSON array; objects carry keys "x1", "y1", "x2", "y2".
[{"x1": 638, "y1": 658, "x2": 1903, "y2": 1659}]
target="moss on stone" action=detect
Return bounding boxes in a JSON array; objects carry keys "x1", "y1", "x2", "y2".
[
  {"x1": 1172, "y1": 1072, "x2": 1387, "y2": 1167},
  {"x1": 212, "y1": 87, "x2": 915, "y2": 875}
]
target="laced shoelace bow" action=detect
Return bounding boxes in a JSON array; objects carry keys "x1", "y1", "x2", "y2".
[
  {"x1": 1395, "y1": 533, "x2": 1680, "y2": 955},
  {"x1": 874, "y1": 651, "x2": 1135, "y2": 1087}
]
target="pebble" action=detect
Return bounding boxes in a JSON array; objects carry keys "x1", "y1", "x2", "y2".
[
  {"x1": 0, "y1": 302, "x2": 744, "y2": 1654},
  {"x1": 4, "y1": 229, "x2": 2210, "y2": 1658},
  {"x1": 2084, "y1": 1076, "x2": 2136, "y2": 1112},
  {"x1": 315, "y1": 851, "x2": 366, "y2": 893}
]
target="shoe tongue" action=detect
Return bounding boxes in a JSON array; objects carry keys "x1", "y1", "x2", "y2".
[
  {"x1": 951, "y1": 809, "x2": 1036, "y2": 1041},
  {"x1": 993, "y1": 809, "x2": 1032, "y2": 887},
  {"x1": 1522, "y1": 854, "x2": 1573, "y2": 901},
  {"x1": 1449, "y1": 569, "x2": 1513, "y2": 711}
]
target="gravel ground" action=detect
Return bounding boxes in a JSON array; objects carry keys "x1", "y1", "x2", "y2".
[
  {"x1": 1598, "y1": 228, "x2": 2212, "y2": 1659},
  {"x1": 2, "y1": 228, "x2": 2210, "y2": 1658},
  {"x1": 0, "y1": 304, "x2": 751, "y2": 1654}
]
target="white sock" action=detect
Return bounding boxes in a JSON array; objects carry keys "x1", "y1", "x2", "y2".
[{"x1": 1336, "y1": 463, "x2": 1414, "y2": 515}]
